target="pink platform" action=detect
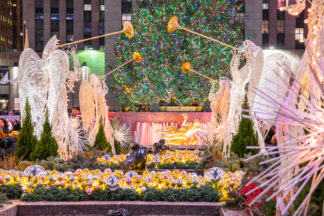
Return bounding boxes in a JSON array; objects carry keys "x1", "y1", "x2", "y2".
[{"x1": 108, "y1": 112, "x2": 212, "y2": 145}]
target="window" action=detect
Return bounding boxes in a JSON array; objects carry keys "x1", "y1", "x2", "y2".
[
  {"x1": 263, "y1": 9, "x2": 269, "y2": 20},
  {"x1": 295, "y1": 28, "x2": 304, "y2": 42},
  {"x1": 84, "y1": 0, "x2": 92, "y2": 45},
  {"x1": 35, "y1": 0, "x2": 44, "y2": 20},
  {"x1": 277, "y1": 20, "x2": 284, "y2": 33},
  {"x1": 276, "y1": 33, "x2": 285, "y2": 48},
  {"x1": 122, "y1": 0, "x2": 132, "y2": 13},
  {"x1": 122, "y1": 14, "x2": 131, "y2": 25},
  {"x1": 67, "y1": 34, "x2": 73, "y2": 42},
  {"x1": 262, "y1": 20, "x2": 268, "y2": 34},
  {"x1": 277, "y1": 0, "x2": 285, "y2": 9},
  {"x1": 100, "y1": 5, "x2": 105, "y2": 11},
  {"x1": 84, "y1": 4, "x2": 91, "y2": 11},
  {"x1": 66, "y1": 0, "x2": 73, "y2": 41},
  {"x1": 262, "y1": 3, "x2": 269, "y2": 10}
]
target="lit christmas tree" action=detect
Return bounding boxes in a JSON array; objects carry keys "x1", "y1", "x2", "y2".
[{"x1": 112, "y1": 0, "x2": 245, "y2": 109}]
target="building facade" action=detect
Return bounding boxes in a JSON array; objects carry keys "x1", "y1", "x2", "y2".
[{"x1": 245, "y1": 0, "x2": 306, "y2": 50}]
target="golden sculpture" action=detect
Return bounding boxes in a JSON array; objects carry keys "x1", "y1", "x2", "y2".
[{"x1": 157, "y1": 114, "x2": 205, "y2": 145}]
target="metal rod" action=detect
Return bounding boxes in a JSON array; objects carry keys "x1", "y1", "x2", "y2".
[
  {"x1": 189, "y1": 69, "x2": 218, "y2": 82},
  {"x1": 100, "y1": 58, "x2": 135, "y2": 79},
  {"x1": 56, "y1": 31, "x2": 122, "y2": 48},
  {"x1": 179, "y1": 26, "x2": 244, "y2": 52}
]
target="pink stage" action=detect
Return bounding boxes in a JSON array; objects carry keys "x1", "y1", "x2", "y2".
[{"x1": 109, "y1": 112, "x2": 212, "y2": 145}]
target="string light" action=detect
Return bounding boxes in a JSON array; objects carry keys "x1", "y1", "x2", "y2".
[{"x1": 111, "y1": 0, "x2": 244, "y2": 108}]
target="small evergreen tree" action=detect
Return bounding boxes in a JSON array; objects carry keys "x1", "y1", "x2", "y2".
[
  {"x1": 93, "y1": 118, "x2": 112, "y2": 153},
  {"x1": 114, "y1": 139, "x2": 121, "y2": 155},
  {"x1": 30, "y1": 109, "x2": 58, "y2": 161},
  {"x1": 230, "y1": 95, "x2": 259, "y2": 158},
  {"x1": 15, "y1": 99, "x2": 38, "y2": 160}
]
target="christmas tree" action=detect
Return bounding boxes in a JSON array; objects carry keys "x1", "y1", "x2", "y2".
[
  {"x1": 230, "y1": 95, "x2": 259, "y2": 158},
  {"x1": 15, "y1": 99, "x2": 38, "y2": 160},
  {"x1": 112, "y1": 0, "x2": 245, "y2": 108},
  {"x1": 93, "y1": 117, "x2": 112, "y2": 153},
  {"x1": 30, "y1": 109, "x2": 58, "y2": 161}
]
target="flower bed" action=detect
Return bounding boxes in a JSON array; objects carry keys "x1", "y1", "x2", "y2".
[
  {"x1": 97, "y1": 150, "x2": 201, "y2": 170},
  {"x1": 0, "y1": 168, "x2": 243, "y2": 202}
]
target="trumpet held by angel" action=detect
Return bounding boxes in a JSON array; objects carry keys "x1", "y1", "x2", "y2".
[{"x1": 156, "y1": 114, "x2": 205, "y2": 145}]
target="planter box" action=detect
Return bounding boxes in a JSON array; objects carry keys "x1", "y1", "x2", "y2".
[
  {"x1": 160, "y1": 106, "x2": 203, "y2": 112},
  {"x1": 1, "y1": 201, "x2": 223, "y2": 216}
]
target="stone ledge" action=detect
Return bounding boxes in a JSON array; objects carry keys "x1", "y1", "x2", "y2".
[
  {"x1": 0, "y1": 203, "x2": 17, "y2": 216},
  {"x1": 219, "y1": 208, "x2": 247, "y2": 216},
  {"x1": 3, "y1": 201, "x2": 223, "y2": 216}
]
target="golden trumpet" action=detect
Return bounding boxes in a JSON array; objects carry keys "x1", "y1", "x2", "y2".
[
  {"x1": 133, "y1": 51, "x2": 142, "y2": 63},
  {"x1": 181, "y1": 62, "x2": 191, "y2": 74},
  {"x1": 100, "y1": 52, "x2": 142, "y2": 79},
  {"x1": 57, "y1": 22, "x2": 134, "y2": 48},
  {"x1": 181, "y1": 62, "x2": 217, "y2": 82},
  {"x1": 168, "y1": 16, "x2": 181, "y2": 33},
  {"x1": 167, "y1": 16, "x2": 243, "y2": 52},
  {"x1": 122, "y1": 21, "x2": 135, "y2": 39}
]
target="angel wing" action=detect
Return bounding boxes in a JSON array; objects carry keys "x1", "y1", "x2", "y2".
[
  {"x1": 18, "y1": 48, "x2": 48, "y2": 138},
  {"x1": 45, "y1": 49, "x2": 69, "y2": 123},
  {"x1": 79, "y1": 80, "x2": 96, "y2": 133}
]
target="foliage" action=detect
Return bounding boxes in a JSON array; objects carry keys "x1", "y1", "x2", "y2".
[
  {"x1": 0, "y1": 193, "x2": 8, "y2": 202},
  {"x1": 147, "y1": 162, "x2": 198, "y2": 170},
  {"x1": 0, "y1": 184, "x2": 22, "y2": 199},
  {"x1": 114, "y1": 139, "x2": 122, "y2": 155},
  {"x1": 34, "y1": 149, "x2": 108, "y2": 172},
  {"x1": 21, "y1": 186, "x2": 89, "y2": 202},
  {"x1": 112, "y1": 0, "x2": 245, "y2": 108},
  {"x1": 20, "y1": 185, "x2": 220, "y2": 202},
  {"x1": 30, "y1": 109, "x2": 58, "y2": 161},
  {"x1": 0, "y1": 154, "x2": 26, "y2": 171},
  {"x1": 15, "y1": 99, "x2": 38, "y2": 160},
  {"x1": 265, "y1": 200, "x2": 276, "y2": 216},
  {"x1": 294, "y1": 179, "x2": 324, "y2": 216},
  {"x1": 230, "y1": 95, "x2": 259, "y2": 158},
  {"x1": 93, "y1": 118, "x2": 112, "y2": 153}
]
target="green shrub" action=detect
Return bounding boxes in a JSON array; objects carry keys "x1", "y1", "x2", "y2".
[
  {"x1": 294, "y1": 179, "x2": 324, "y2": 216},
  {"x1": 114, "y1": 139, "x2": 121, "y2": 155},
  {"x1": 0, "y1": 184, "x2": 22, "y2": 199},
  {"x1": 20, "y1": 185, "x2": 220, "y2": 202},
  {"x1": 231, "y1": 95, "x2": 259, "y2": 158},
  {"x1": 15, "y1": 99, "x2": 38, "y2": 160},
  {"x1": 93, "y1": 118, "x2": 112, "y2": 153},
  {"x1": 30, "y1": 109, "x2": 58, "y2": 161},
  {"x1": 0, "y1": 193, "x2": 8, "y2": 202}
]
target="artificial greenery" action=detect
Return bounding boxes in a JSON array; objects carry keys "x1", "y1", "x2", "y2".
[
  {"x1": 265, "y1": 200, "x2": 276, "y2": 216},
  {"x1": 0, "y1": 193, "x2": 8, "y2": 202},
  {"x1": 294, "y1": 179, "x2": 324, "y2": 216},
  {"x1": 0, "y1": 184, "x2": 22, "y2": 199},
  {"x1": 30, "y1": 109, "x2": 58, "y2": 161},
  {"x1": 93, "y1": 118, "x2": 112, "y2": 153},
  {"x1": 20, "y1": 185, "x2": 220, "y2": 202},
  {"x1": 21, "y1": 186, "x2": 89, "y2": 202},
  {"x1": 230, "y1": 95, "x2": 259, "y2": 158},
  {"x1": 15, "y1": 99, "x2": 38, "y2": 160},
  {"x1": 114, "y1": 139, "x2": 122, "y2": 155},
  {"x1": 147, "y1": 162, "x2": 199, "y2": 170}
]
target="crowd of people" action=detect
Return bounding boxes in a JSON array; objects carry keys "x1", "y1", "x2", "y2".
[{"x1": 0, "y1": 118, "x2": 21, "y2": 157}]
